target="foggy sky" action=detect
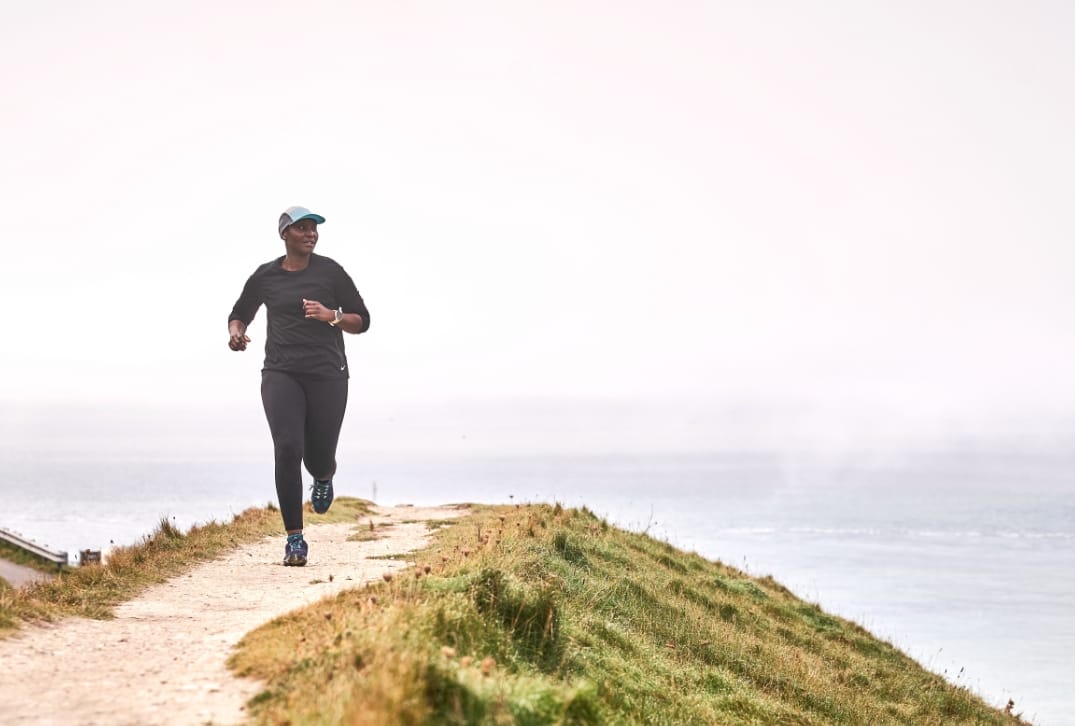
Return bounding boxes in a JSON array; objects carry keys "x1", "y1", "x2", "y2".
[{"x1": 3, "y1": 1, "x2": 1074, "y2": 452}]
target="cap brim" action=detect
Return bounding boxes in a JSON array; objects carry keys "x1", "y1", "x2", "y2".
[{"x1": 291, "y1": 213, "x2": 325, "y2": 225}]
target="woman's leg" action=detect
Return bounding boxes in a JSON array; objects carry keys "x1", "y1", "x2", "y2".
[
  {"x1": 261, "y1": 371, "x2": 308, "y2": 532},
  {"x1": 301, "y1": 377, "x2": 349, "y2": 482}
]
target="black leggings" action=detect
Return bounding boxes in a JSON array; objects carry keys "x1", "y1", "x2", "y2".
[{"x1": 261, "y1": 371, "x2": 348, "y2": 532}]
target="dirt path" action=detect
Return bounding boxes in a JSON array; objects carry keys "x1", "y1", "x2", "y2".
[{"x1": 0, "y1": 504, "x2": 464, "y2": 726}]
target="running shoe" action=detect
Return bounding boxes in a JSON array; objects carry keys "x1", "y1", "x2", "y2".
[
  {"x1": 311, "y1": 478, "x2": 334, "y2": 514},
  {"x1": 283, "y1": 534, "x2": 308, "y2": 566}
]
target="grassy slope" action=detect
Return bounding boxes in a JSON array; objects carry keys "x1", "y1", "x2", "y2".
[{"x1": 231, "y1": 504, "x2": 1028, "y2": 725}]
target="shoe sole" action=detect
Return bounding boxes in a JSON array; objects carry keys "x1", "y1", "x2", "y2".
[
  {"x1": 312, "y1": 488, "x2": 334, "y2": 515},
  {"x1": 283, "y1": 556, "x2": 307, "y2": 567}
]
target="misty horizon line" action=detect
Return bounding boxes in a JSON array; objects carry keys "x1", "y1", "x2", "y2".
[{"x1": 4, "y1": 393, "x2": 1075, "y2": 461}]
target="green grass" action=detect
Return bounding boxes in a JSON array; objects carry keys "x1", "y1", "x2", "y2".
[
  {"x1": 231, "y1": 503, "x2": 1029, "y2": 725},
  {"x1": 0, "y1": 498, "x2": 373, "y2": 634}
]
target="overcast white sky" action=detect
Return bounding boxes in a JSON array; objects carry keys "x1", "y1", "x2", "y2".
[{"x1": 2, "y1": 1, "x2": 1074, "y2": 453}]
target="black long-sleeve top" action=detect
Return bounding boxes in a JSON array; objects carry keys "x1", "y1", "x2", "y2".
[{"x1": 228, "y1": 253, "x2": 370, "y2": 379}]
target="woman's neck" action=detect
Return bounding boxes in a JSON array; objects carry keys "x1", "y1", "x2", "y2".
[{"x1": 281, "y1": 252, "x2": 311, "y2": 272}]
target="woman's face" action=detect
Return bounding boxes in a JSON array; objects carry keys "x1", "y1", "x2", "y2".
[{"x1": 283, "y1": 219, "x2": 319, "y2": 255}]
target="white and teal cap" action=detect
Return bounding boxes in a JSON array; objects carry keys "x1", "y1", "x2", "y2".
[{"x1": 278, "y1": 206, "x2": 326, "y2": 237}]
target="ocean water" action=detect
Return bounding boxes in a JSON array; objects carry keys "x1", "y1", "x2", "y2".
[{"x1": 1, "y1": 446, "x2": 1072, "y2": 725}]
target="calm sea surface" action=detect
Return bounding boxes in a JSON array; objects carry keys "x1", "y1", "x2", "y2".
[{"x1": 2, "y1": 446, "x2": 1072, "y2": 725}]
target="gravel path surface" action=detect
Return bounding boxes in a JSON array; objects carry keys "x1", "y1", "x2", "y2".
[
  {"x1": 0, "y1": 558, "x2": 53, "y2": 589},
  {"x1": 0, "y1": 504, "x2": 464, "y2": 726}
]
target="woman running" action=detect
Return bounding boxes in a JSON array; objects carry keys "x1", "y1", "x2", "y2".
[{"x1": 227, "y1": 206, "x2": 370, "y2": 566}]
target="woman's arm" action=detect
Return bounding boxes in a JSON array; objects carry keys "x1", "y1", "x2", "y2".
[
  {"x1": 228, "y1": 269, "x2": 262, "y2": 350},
  {"x1": 335, "y1": 312, "x2": 365, "y2": 334},
  {"x1": 331, "y1": 264, "x2": 371, "y2": 334}
]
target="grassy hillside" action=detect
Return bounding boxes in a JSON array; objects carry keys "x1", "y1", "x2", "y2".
[{"x1": 231, "y1": 503, "x2": 1027, "y2": 725}]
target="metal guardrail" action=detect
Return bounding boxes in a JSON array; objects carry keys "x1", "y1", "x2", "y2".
[{"x1": 0, "y1": 527, "x2": 68, "y2": 566}]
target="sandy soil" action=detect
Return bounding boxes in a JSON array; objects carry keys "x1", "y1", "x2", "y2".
[{"x1": 0, "y1": 504, "x2": 465, "y2": 726}]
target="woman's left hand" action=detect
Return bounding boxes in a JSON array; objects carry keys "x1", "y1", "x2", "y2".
[{"x1": 302, "y1": 298, "x2": 333, "y2": 322}]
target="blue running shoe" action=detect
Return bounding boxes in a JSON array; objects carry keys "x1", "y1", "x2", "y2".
[
  {"x1": 283, "y1": 534, "x2": 308, "y2": 566},
  {"x1": 311, "y1": 478, "x2": 334, "y2": 514}
]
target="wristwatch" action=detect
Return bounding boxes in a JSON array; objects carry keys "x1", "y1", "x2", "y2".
[{"x1": 329, "y1": 307, "x2": 344, "y2": 326}]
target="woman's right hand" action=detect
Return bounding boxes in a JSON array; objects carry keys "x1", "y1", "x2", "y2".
[
  {"x1": 229, "y1": 333, "x2": 251, "y2": 351},
  {"x1": 229, "y1": 321, "x2": 251, "y2": 351}
]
